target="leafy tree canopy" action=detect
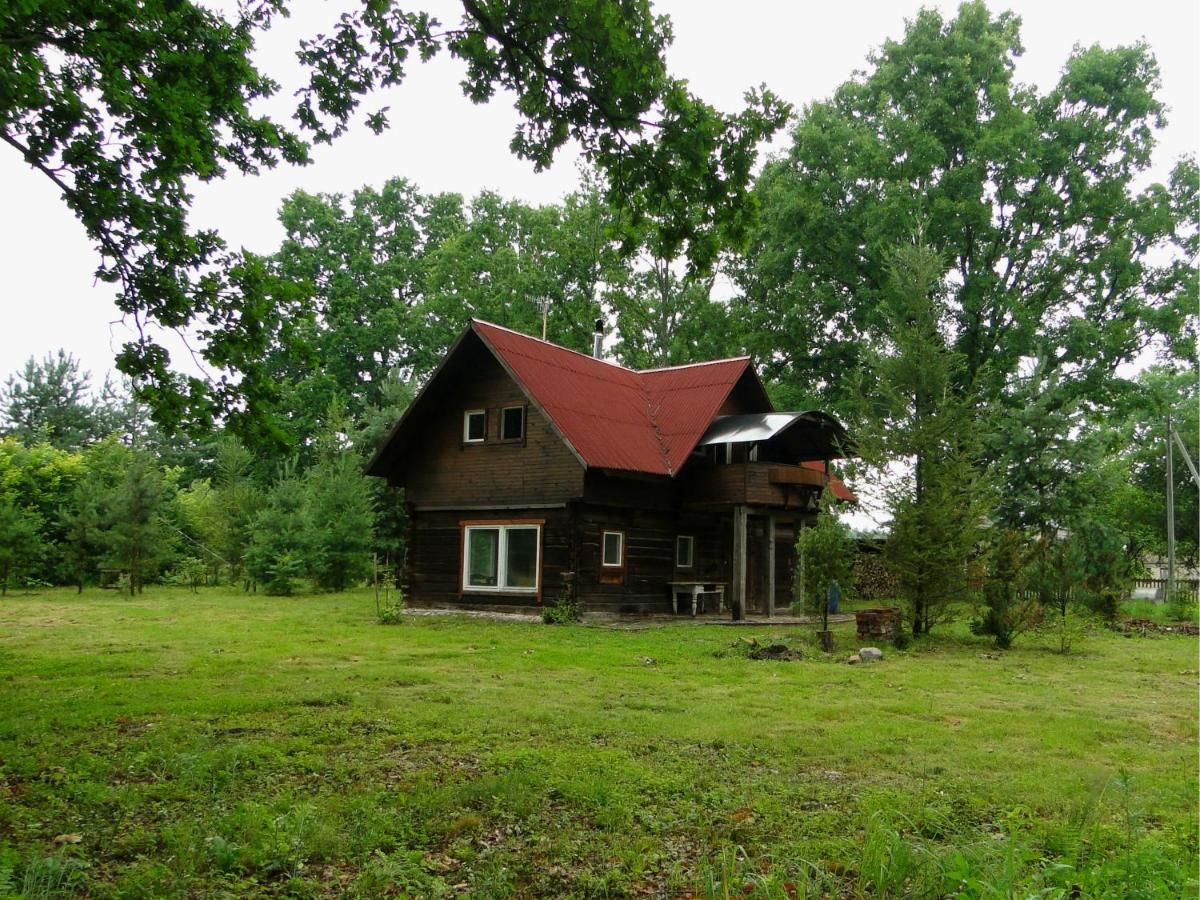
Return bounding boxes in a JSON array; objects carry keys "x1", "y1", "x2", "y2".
[
  {"x1": 735, "y1": 1, "x2": 1197, "y2": 415},
  {"x1": 2, "y1": 0, "x2": 788, "y2": 436}
]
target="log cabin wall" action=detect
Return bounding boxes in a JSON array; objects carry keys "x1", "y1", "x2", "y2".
[
  {"x1": 573, "y1": 472, "x2": 732, "y2": 613},
  {"x1": 405, "y1": 507, "x2": 574, "y2": 610},
  {"x1": 401, "y1": 342, "x2": 585, "y2": 508}
]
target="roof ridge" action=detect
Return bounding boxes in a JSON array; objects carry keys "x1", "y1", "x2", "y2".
[
  {"x1": 471, "y1": 318, "x2": 635, "y2": 372},
  {"x1": 638, "y1": 376, "x2": 674, "y2": 477},
  {"x1": 637, "y1": 356, "x2": 751, "y2": 373}
]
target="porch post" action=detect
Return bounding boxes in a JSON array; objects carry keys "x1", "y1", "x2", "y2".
[
  {"x1": 732, "y1": 504, "x2": 748, "y2": 621},
  {"x1": 766, "y1": 514, "x2": 776, "y2": 618}
]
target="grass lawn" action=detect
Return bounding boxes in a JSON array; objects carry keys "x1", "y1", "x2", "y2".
[{"x1": 0, "y1": 588, "x2": 1196, "y2": 898}]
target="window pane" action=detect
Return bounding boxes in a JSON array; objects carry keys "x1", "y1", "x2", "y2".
[
  {"x1": 602, "y1": 531, "x2": 623, "y2": 567},
  {"x1": 677, "y1": 536, "x2": 693, "y2": 567},
  {"x1": 505, "y1": 528, "x2": 538, "y2": 589},
  {"x1": 502, "y1": 406, "x2": 524, "y2": 440},
  {"x1": 467, "y1": 529, "x2": 499, "y2": 586},
  {"x1": 465, "y1": 411, "x2": 485, "y2": 441}
]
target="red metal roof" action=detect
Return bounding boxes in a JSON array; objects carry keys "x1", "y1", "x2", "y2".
[
  {"x1": 472, "y1": 321, "x2": 855, "y2": 504},
  {"x1": 801, "y1": 461, "x2": 857, "y2": 503},
  {"x1": 473, "y1": 320, "x2": 748, "y2": 475}
]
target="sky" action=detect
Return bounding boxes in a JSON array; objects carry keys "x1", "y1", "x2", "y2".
[{"x1": 1, "y1": 0, "x2": 1196, "y2": 389}]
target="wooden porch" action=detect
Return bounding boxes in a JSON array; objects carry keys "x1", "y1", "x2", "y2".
[{"x1": 680, "y1": 461, "x2": 829, "y2": 511}]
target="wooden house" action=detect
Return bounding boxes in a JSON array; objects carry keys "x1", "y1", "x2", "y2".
[{"x1": 366, "y1": 320, "x2": 854, "y2": 617}]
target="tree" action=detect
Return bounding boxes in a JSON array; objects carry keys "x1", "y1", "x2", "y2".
[
  {"x1": 264, "y1": 179, "x2": 459, "y2": 444},
  {"x1": 608, "y1": 236, "x2": 740, "y2": 369},
  {"x1": 60, "y1": 477, "x2": 106, "y2": 593},
  {"x1": 972, "y1": 529, "x2": 1039, "y2": 649},
  {"x1": 105, "y1": 452, "x2": 173, "y2": 595},
  {"x1": 855, "y1": 243, "x2": 991, "y2": 637},
  {"x1": 414, "y1": 188, "x2": 625, "y2": 374},
  {"x1": 0, "y1": 499, "x2": 42, "y2": 595},
  {"x1": 3, "y1": 1, "x2": 787, "y2": 435},
  {"x1": 735, "y1": 2, "x2": 1196, "y2": 415},
  {"x1": 246, "y1": 463, "x2": 309, "y2": 596},
  {"x1": 0, "y1": 438, "x2": 83, "y2": 584},
  {"x1": 306, "y1": 454, "x2": 375, "y2": 592},
  {"x1": 1, "y1": 351, "x2": 110, "y2": 450},
  {"x1": 305, "y1": 401, "x2": 375, "y2": 592},
  {"x1": 793, "y1": 489, "x2": 855, "y2": 643},
  {"x1": 211, "y1": 437, "x2": 264, "y2": 589},
  {"x1": 358, "y1": 373, "x2": 417, "y2": 579},
  {"x1": 1099, "y1": 367, "x2": 1199, "y2": 568}
]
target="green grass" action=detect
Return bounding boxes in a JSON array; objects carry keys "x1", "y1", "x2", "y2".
[{"x1": 0, "y1": 587, "x2": 1196, "y2": 898}]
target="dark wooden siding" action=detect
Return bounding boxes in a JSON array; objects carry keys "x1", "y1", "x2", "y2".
[
  {"x1": 401, "y1": 343, "x2": 585, "y2": 508},
  {"x1": 572, "y1": 490, "x2": 734, "y2": 614}
]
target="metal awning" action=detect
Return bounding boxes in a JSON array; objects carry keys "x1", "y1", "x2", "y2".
[{"x1": 696, "y1": 411, "x2": 852, "y2": 461}]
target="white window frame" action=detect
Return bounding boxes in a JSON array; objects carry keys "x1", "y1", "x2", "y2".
[
  {"x1": 601, "y1": 530, "x2": 624, "y2": 568},
  {"x1": 463, "y1": 409, "x2": 487, "y2": 443},
  {"x1": 462, "y1": 523, "x2": 541, "y2": 594},
  {"x1": 676, "y1": 535, "x2": 694, "y2": 569},
  {"x1": 500, "y1": 405, "x2": 526, "y2": 441}
]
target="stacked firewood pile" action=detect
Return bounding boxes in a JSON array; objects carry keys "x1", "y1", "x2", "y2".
[
  {"x1": 1121, "y1": 619, "x2": 1200, "y2": 636},
  {"x1": 855, "y1": 607, "x2": 900, "y2": 640},
  {"x1": 852, "y1": 555, "x2": 898, "y2": 602}
]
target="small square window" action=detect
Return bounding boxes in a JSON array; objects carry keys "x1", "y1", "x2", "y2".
[
  {"x1": 676, "y1": 535, "x2": 694, "y2": 569},
  {"x1": 463, "y1": 410, "x2": 486, "y2": 443},
  {"x1": 501, "y1": 406, "x2": 525, "y2": 441},
  {"x1": 602, "y1": 531, "x2": 624, "y2": 568}
]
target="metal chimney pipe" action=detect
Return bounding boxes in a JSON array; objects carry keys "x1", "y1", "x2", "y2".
[{"x1": 592, "y1": 318, "x2": 603, "y2": 358}]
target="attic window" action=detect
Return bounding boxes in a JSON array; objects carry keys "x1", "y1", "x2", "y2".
[
  {"x1": 500, "y1": 405, "x2": 526, "y2": 441},
  {"x1": 463, "y1": 410, "x2": 486, "y2": 443}
]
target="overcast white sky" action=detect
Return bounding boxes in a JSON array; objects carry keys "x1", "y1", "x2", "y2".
[{"x1": 1, "y1": 0, "x2": 1196, "y2": 388}]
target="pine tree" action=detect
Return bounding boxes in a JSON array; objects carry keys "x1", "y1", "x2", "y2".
[
  {"x1": 212, "y1": 437, "x2": 263, "y2": 589},
  {"x1": 854, "y1": 243, "x2": 992, "y2": 636},
  {"x1": 246, "y1": 462, "x2": 309, "y2": 596},
  {"x1": 61, "y1": 477, "x2": 106, "y2": 593},
  {"x1": 306, "y1": 399, "x2": 374, "y2": 591},
  {"x1": 105, "y1": 452, "x2": 172, "y2": 595}
]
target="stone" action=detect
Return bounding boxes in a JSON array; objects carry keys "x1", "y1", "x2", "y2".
[
  {"x1": 859, "y1": 647, "x2": 884, "y2": 662},
  {"x1": 847, "y1": 654, "x2": 861, "y2": 665}
]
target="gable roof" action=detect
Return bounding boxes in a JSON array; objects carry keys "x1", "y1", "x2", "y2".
[
  {"x1": 366, "y1": 320, "x2": 853, "y2": 496},
  {"x1": 472, "y1": 320, "x2": 757, "y2": 476}
]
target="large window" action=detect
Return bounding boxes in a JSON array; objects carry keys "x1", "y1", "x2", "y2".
[
  {"x1": 463, "y1": 409, "x2": 486, "y2": 443},
  {"x1": 462, "y1": 523, "x2": 541, "y2": 593}
]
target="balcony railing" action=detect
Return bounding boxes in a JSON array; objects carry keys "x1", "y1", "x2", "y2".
[{"x1": 680, "y1": 461, "x2": 827, "y2": 509}]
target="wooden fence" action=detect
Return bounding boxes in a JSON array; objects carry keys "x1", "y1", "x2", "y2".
[{"x1": 1131, "y1": 578, "x2": 1200, "y2": 601}]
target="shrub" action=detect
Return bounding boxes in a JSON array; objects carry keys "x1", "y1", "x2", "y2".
[
  {"x1": 374, "y1": 565, "x2": 405, "y2": 624},
  {"x1": 971, "y1": 530, "x2": 1041, "y2": 649},
  {"x1": 543, "y1": 574, "x2": 579, "y2": 624},
  {"x1": 375, "y1": 589, "x2": 405, "y2": 625}
]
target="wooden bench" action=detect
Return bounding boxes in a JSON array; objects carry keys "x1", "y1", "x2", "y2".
[{"x1": 668, "y1": 581, "x2": 726, "y2": 616}]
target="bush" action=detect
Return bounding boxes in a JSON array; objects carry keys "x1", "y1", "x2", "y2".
[
  {"x1": 543, "y1": 574, "x2": 579, "y2": 624},
  {"x1": 542, "y1": 596, "x2": 580, "y2": 624},
  {"x1": 375, "y1": 591, "x2": 405, "y2": 625}
]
